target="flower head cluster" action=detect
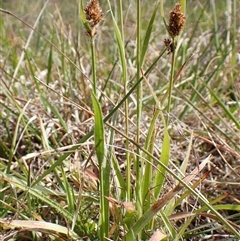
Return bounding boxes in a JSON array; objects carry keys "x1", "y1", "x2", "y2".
[
  {"x1": 168, "y1": 3, "x2": 186, "y2": 38},
  {"x1": 84, "y1": 0, "x2": 103, "y2": 36},
  {"x1": 164, "y1": 38, "x2": 175, "y2": 55}
]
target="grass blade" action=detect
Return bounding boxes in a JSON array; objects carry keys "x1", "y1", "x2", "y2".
[{"x1": 91, "y1": 92, "x2": 109, "y2": 240}]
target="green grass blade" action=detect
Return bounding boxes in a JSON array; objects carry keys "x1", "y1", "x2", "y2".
[
  {"x1": 106, "y1": 0, "x2": 130, "y2": 201},
  {"x1": 79, "y1": 0, "x2": 92, "y2": 35},
  {"x1": 140, "y1": 0, "x2": 160, "y2": 66},
  {"x1": 1, "y1": 172, "x2": 74, "y2": 221},
  {"x1": 159, "y1": 210, "x2": 176, "y2": 238},
  {"x1": 210, "y1": 0, "x2": 220, "y2": 50},
  {"x1": 92, "y1": 92, "x2": 105, "y2": 166},
  {"x1": 153, "y1": 127, "x2": 170, "y2": 198},
  {"x1": 142, "y1": 110, "x2": 160, "y2": 212},
  {"x1": 46, "y1": 43, "x2": 53, "y2": 85},
  {"x1": 91, "y1": 92, "x2": 109, "y2": 240},
  {"x1": 207, "y1": 88, "x2": 240, "y2": 129}
]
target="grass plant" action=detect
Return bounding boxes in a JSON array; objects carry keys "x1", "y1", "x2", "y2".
[{"x1": 0, "y1": 0, "x2": 240, "y2": 240}]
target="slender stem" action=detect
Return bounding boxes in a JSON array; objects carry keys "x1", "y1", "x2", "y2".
[
  {"x1": 166, "y1": 39, "x2": 176, "y2": 125},
  {"x1": 91, "y1": 36, "x2": 97, "y2": 95},
  {"x1": 136, "y1": 0, "x2": 143, "y2": 223},
  {"x1": 116, "y1": 0, "x2": 130, "y2": 201},
  {"x1": 210, "y1": 0, "x2": 219, "y2": 50}
]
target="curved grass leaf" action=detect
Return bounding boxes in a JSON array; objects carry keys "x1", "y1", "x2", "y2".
[{"x1": 91, "y1": 92, "x2": 109, "y2": 240}]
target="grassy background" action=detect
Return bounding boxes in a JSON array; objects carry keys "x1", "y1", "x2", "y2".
[{"x1": 1, "y1": 0, "x2": 240, "y2": 240}]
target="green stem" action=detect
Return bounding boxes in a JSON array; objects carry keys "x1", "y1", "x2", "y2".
[
  {"x1": 210, "y1": 0, "x2": 219, "y2": 50},
  {"x1": 136, "y1": 0, "x2": 143, "y2": 227},
  {"x1": 91, "y1": 36, "x2": 97, "y2": 95},
  {"x1": 116, "y1": 0, "x2": 130, "y2": 201},
  {"x1": 166, "y1": 39, "x2": 176, "y2": 125}
]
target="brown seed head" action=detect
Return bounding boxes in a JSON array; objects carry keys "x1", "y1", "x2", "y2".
[
  {"x1": 84, "y1": 0, "x2": 103, "y2": 36},
  {"x1": 164, "y1": 38, "x2": 175, "y2": 54},
  {"x1": 168, "y1": 3, "x2": 186, "y2": 37}
]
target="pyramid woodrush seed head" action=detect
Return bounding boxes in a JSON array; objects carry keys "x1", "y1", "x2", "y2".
[
  {"x1": 168, "y1": 3, "x2": 186, "y2": 38},
  {"x1": 84, "y1": 0, "x2": 103, "y2": 37}
]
